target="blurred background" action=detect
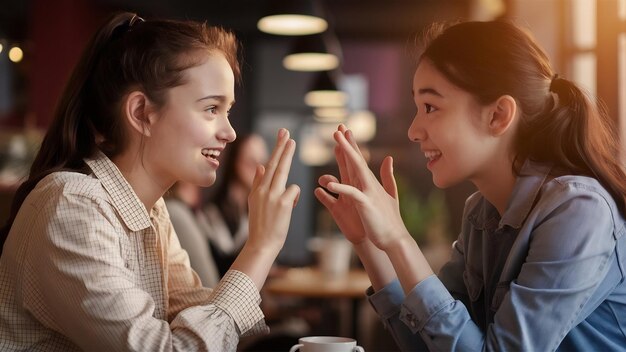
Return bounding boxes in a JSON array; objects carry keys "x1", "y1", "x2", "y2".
[
  {"x1": 4, "y1": 0, "x2": 621, "y2": 264},
  {"x1": 0, "y1": 0, "x2": 624, "y2": 349}
]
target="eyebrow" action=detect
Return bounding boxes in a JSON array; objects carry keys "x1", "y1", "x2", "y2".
[
  {"x1": 196, "y1": 95, "x2": 235, "y2": 106},
  {"x1": 412, "y1": 88, "x2": 444, "y2": 98}
]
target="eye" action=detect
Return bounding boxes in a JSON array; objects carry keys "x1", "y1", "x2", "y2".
[
  {"x1": 425, "y1": 104, "x2": 437, "y2": 114},
  {"x1": 205, "y1": 106, "x2": 218, "y2": 115}
]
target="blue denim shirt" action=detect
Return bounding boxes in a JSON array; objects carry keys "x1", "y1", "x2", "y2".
[{"x1": 368, "y1": 161, "x2": 626, "y2": 351}]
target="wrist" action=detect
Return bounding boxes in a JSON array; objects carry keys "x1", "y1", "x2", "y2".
[
  {"x1": 382, "y1": 228, "x2": 413, "y2": 253},
  {"x1": 242, "y1": 240, "x2": 281, "y2": 259}
]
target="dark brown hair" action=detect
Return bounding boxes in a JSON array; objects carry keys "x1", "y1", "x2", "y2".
[
  {"x1": 419, "y1": 20, "x2": 626, "y2": 215},
  {"x1": 0, "y1": 12, "x2": 240, "y2": 250}
]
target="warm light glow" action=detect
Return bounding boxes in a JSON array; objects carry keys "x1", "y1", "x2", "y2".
[
  {"x1": 346, "y1": 110, "x2": 376, "y2": 142},
  {"x1": 258, "y1": 14, "x2": 328, "y2": 36},
  {"x1": 8, "y1": 46, "x2": 23, "y2": 63},
  {"x1": 314, "y1": 107, "x2": 348, "y2": 122},
  {"x1": 572, "y1": 0, "x2": 596, "y2": 48},
  {"x1": 572, "y1": 53, "x2": 596, "y2": 97},
  {"x1": 300, "y1": 131, "x2": 333, "y2": 166},
  {"x1": 0, "y1": 43, "x2": 3, "y2": 54},
  {"x1": 283, "y1": 52, "x2": 339, "y2": 71},
  {"x1": 305, "y1": 90, "x2": 348, "y2": 107}
]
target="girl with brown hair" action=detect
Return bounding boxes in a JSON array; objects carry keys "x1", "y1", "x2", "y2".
[{"x1": 0, "y1": 12, "x2": 299, "y2": 351}]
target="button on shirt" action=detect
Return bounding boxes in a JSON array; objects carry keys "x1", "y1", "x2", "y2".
[
  {"x1": 0, "y1": 151, "x2": 268, "y2": 351},
  {"x1": 367, "y1": 161, "x2": 626, "y2": 351}
]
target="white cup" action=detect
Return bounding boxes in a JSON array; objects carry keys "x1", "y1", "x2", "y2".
[
  {"x1": 309, "y1": 237, "x2": 352, "y2": 278},
  {"x1": 289, "y1": 336, "x2": 365, "y2": 352}
]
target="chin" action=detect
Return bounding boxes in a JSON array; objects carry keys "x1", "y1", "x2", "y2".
[{"x1": 432, "y1": 175, "x2": 459, "y2": 189}]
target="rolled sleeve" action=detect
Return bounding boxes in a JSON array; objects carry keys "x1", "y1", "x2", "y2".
[{"x1": 209, "y1": 270, "x2": 268, "y2": 336}]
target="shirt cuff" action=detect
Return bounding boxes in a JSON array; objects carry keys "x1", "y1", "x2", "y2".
[
  {"x1": 366, "y1": 279, "x2": 405, "y2": 329},
  {"x1": 400, "y1": 275, "x2": 454, "y2": 333},
  {"x1": 209, "y1": 270, "x2": 268, "y2": 336}
]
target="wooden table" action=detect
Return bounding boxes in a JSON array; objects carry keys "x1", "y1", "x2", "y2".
[{"x1": 265, "y1": 267, "x2": 371, "y2": 338}]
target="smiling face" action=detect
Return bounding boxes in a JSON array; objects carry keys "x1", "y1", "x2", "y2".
[
  {"x1": 143, "y1": 51, "x2": 236, "y2": 188},
  {"x1": 408, "y1": 59, "x2": 503, "y2": 188}
]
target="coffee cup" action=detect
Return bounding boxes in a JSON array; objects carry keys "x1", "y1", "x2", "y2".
[{"x1": 289, "y1": 336, "x2": 364, "y2": 352}]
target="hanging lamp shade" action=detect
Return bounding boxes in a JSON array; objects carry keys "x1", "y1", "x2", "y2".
[
  {"x1": 257, "y1": 0, "x2": 328, "y2": 36},
  {"x1": 283, "y1": 33, "x2": 341, "y2": 71},
  {"x1": 305, "y1": 70, "x2": 348, "y2": 107}
]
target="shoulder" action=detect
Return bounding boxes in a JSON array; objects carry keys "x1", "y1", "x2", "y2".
[
  {"x1": 535, "y1": 175, "x2": 625, "y2": 237},
  {"x1": 26, "y1": 171, "x2": 116, "y2": 221}
]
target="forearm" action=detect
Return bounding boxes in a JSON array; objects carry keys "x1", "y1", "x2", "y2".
[
  {"x1": 385, "y1": 233, "x2": 434, "y2": 295},
  {"x1": 354, "y1": 239, "x2": 397, "y2": 291},
  {"x1": 229, "y1": 243, "x2": 279, "y2": 290}
]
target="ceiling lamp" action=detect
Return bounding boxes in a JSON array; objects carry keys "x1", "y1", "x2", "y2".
[
  {"x1": 283, "y1": 33, "x2": 340, "y2": 71},
  {"x1": 313, "y1": 107, "x2": 348, "y2": 122},
  {"x1": 258, "y1": 0, "x2": 328, "y2": 36},
  {"x1": 304, "y1": 70, "x2": 348, "y2": 108}
]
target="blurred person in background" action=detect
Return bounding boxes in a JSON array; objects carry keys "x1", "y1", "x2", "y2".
[
  {"x1": 165, "y1": 181, "x2": 220, "y2": 287},
  {"x1": 204, "y1": 133, "x2": 270, "y2": 277},
  {"x1": 0, "y1": 12, "x2": 300, "y2": 351},
  {"x1": 317, "y1": 20, "x2": 626, "y2": 351}
]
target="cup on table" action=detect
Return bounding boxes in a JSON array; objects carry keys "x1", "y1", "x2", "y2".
[
  {"x1": 289, "y1": 336, "x2": 364, "y2": 352},
  {"x1": 308, "y1": 236, "x2": 352, "y2": 278}
]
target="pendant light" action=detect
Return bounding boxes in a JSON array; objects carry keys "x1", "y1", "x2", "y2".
[
  {"x1": 304, "y1": 70, "x2": 348, "y2": 108},
  {"x1": 257, "y1": 0, "x2": 328, "y2": 36}
]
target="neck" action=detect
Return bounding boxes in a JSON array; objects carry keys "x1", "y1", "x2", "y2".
[
  {"x1": 112, "y1": 151, "x2": 171, "y2": 212},
  {"x1": 472, "y1": 158, "x2": 517, "y2": 216}
]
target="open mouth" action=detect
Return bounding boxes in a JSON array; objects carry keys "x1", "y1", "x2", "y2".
[
  {"x1": 201, "y1": 148, "x2": 220, "y2": 160},
  {"x1": 424, "y1": 150, "x2": 442, "y2": 162}
]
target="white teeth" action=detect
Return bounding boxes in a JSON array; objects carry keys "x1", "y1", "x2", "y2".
[
  {"x1": 424, "y1": 151, "x2": 442, "y2": 161},
  {"x1": 201, "y1": 148, "x2": 220, "y2": 158}
]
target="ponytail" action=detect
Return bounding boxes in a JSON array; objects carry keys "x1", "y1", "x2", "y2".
[{"x1": 518, "y1": 76, "x2": 626, "y2": 214}]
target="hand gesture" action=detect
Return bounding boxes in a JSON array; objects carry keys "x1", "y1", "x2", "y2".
[
  {"x1": 247, "y1": 129, "x2": 300, "y2": 254},
  {"x1": 315, "y1": 125, "x2": 405, "y2": 250}
]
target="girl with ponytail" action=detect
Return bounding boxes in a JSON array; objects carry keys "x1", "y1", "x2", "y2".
[
  {"x1": 316, "y1": 20, "x2": 626, "y2": 351},
  {"x1": 0, "y1": 12, "x2": 300, "y2": 351}
]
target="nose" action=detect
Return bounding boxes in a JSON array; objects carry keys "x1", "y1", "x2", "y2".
[
  {"x1": 217, "y1": 117, "x2": 237, "y2": 144},
  {"x1": 407, "y1": 113, "x2": 426, "y2": 142}
]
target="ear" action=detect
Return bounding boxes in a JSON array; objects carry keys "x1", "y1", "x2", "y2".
[
  {"x1": 487, "y1": 95, "x2": 517, "y2": 136},
  {"x1": 123, "y1": 91, "x2": 158, "y2": 137}
]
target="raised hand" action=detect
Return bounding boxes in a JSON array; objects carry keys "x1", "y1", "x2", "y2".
[
  {"x1": 323, "y1": 126, "x2": 410, "y2": 252},
  {"x1": 315, "y1": 126, "x2": 367, "y2": 244},
  {"x1": 246, "y1": 128, "x2": 300, "y2": 254}
]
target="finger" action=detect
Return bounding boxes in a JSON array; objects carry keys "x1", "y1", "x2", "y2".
[
  {"x1": 284, "y1": 184, "x2": 301, "y2": 208},
  {"x1": 271, "y1": 138, "x2": 296, "y2": 190},
  {"x1": 380, "y1": 156, "x2": 398, "y2": 199},
  {"x1": 340, "y1": 124, "x2": 363, "y2": 156},
  {"x1": 335, "y1": 132, "x2": 362, "y2": 189},
  {"x1": 262, "y1": 128, "x2": 290, "y2": 187},
  {"x1": 334, "y1": 145, "x2": 351, "y2": 184},
  {"x1": 314, "y1": 186, "x2": 337, "y2": 210},
  {"x1": 318, "y1": 174, "x2": 339, "y2": 188},
  {"x1": 333, "y1": 130, "x2": 372, "y2": 184},
  {"x1": 326, "y1": 181, "x2": 369, "y2": 206},
  {"x1": 251, "y1": 164, "x2": 265, "y2": 190}
]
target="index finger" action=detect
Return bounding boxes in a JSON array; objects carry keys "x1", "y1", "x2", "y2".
[{"x1": 333, "y1": 129, "x2": 372, "y2": 181}]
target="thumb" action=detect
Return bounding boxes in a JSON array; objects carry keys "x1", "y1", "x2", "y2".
[{"x1": 380, "y1": 156, "x2": 398, "y2": 199}]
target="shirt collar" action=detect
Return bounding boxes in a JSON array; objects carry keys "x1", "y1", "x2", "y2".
[
  {"x1": 84, "y1": 150, "x2": 152, "y2": 231},
  {"x1": 468, "y1": 160, "x2": 552, "y2": 231},
  {"x1": 499, "y1": 160, "x2": 552, "y2": 229}
]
